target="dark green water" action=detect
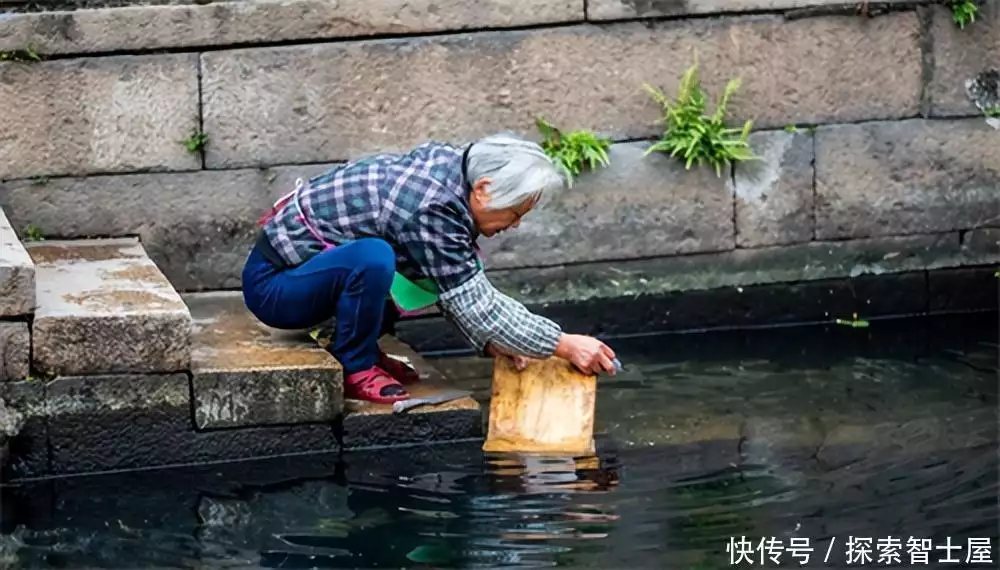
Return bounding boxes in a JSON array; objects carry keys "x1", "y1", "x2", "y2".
[{"x1": 1, "y1": 313, "x2": 997, "y2": 569}]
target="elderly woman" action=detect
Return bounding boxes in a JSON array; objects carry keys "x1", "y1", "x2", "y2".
[{"x1": 243, "y1": 134, "x2": 617, "y2": 404}]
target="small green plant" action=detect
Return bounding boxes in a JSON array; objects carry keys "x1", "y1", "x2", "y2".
[
  {"x1": 784, "y1": 124, "x2": 799, "y2": 133},
  {"x1": 0, "y1": 44, "x2": 42, "y2": 63},
  {"x1": 181, "y1": 129, "x2": 208, "y2": 154},
  {"x1": 22, "y1": 224, "x2": 44, "y2": 242},
  {"x1": 950, "y1": 1, "x2": 979, "y2": 29},
  {"x1": 984, "y1": 106, "x2": 1000, "y2": 118},
  {"x1": 535, "y1": 118, "x2": 611, "y2": 186},
  {"x1": 643, "y1": 56, "x2": 757, "y2": 177}
]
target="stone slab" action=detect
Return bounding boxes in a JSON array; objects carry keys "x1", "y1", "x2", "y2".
[
  {"x1": 928, "y1": 4, "x2": 1000, "y2": 117},
  {"x1": 815, "y1": 119, "x2": 1000, "y2": 240},
  {"x1": 480, "y1": 141, "x2": 734, "y2": 268},
  {"x1": 27, "y1": 237, "x2": 192, "y2": 376},
  {"x1": 339, "y1": 337, "x2": 483, "y2": 448},
  {"x1": 0, "y1": 0, "x2": 583, "y2": 55},
  {"x1": 45, "y1": 373, "x2": 339, "y2": 476},
  {"x1": 0, "y1": 322, "x2": 29, "y2": 381},
  {"x1": 0, "y1": 207, "x2": 34, "y2": 317},
  {"x1": 0, "y1": 380, "x2": 48, "y2": 479},
  {"x1": 733, "y1": 130, "x2": 814, "y2": 247},
  {"x1": 0, "y1": 166, "x2": 335, "y2": 292},
  {"x1": 0, "y1": 54, "x2": 200, "y2": 180},
  {"x1": 185, "y1": 291, "x2": 343, "y2": 430},
  {"x1": 588, "y1": 0, "x2": 918, "y2": 20},
  {"x1": 201, "y1": 12, "x2": 921, "y2": 168}
]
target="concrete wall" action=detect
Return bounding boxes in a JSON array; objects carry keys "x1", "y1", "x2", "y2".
[{"x1": 0, "y1": 0, "x2": 997, "y2": 296}]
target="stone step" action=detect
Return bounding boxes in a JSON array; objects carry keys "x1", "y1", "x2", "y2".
[
  {"x1": 183, "y1": 291, "x2": 343, "y2": 430},
  {"x1": 26, "y1": 238, "x2": 192, "y2": 377},
  {"x1": 0, "y1": 207, "x2": 35, "y2": 317}
]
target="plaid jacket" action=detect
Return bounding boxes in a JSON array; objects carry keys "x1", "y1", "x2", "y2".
[{"x1": 260, "y1": 141, "x2": 562, "y2": 358}]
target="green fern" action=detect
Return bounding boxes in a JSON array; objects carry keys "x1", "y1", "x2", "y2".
[
  {"x1": 643, "y1": 56, "x2": 757, "y2": 177},
  {"x1": 535, "y1": 118, "x2": 612, "y2": 186},
  {"x1": 950, "y1": 0, "x2": 979, "y2": 29}
]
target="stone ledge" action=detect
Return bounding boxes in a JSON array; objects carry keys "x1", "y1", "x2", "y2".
[
  {"x1": 184, "y1": 291, "x2": 343, "y2": 430},
  {"x1": 41, "y1": 373, "x2": 339, "y2": 477},
  {"x1": 0, "y1": 380, "x2": 46, "y2": 480},
  {"x1": 0, "y1": 207, "x2": 35, "y2": 317},
  {"x1": 320, "y1": 336, "x2": 484, "y2": 448},
  {"x1": 0, "y1": 0, "x2": 584, "y2": 55},
  {"x1": 201, "y1": 12, "x2": 920, "y2": 168},
  {"x1": 27, "y1": 237, "x2": 192, "y2": 376}
]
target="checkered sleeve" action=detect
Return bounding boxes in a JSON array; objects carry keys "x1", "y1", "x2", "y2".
[{"x1": 396, "y1": 202, "x2": 562, "y2": 358}]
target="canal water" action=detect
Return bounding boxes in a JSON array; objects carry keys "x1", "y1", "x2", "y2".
[{"x1": 0, "y1": 312, "x2": 996, "y2": 569}]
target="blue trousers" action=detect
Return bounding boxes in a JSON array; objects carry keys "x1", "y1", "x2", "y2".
[{"x1": 242, "y1": 238, "x2": 398, "y2": 375}]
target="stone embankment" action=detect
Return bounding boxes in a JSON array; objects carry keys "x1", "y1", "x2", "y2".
[{"x1": 0, "y1": 0, "x2": 997, "y2": 477}]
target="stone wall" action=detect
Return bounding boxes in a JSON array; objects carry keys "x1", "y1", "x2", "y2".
[{"x1": 0, "y1": 0, "x2": 997, "y2": 300}]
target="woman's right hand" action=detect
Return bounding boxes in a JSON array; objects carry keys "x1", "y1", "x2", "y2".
[{"x1": 555, "y1": 334, "x2": 617, "y2": 376}]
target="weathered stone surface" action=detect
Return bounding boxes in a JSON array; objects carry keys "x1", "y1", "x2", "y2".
[
  {"x1": 733, "y1": 130, "x2": 814, "y2": 247},
  {"x1": 481, "y1": 142, "x2": 733, "y2": 268},
  {"x1": 27, "y1": 238, "x2": 192, "y2": 376},
  {"x1": 185, "y1": 291, "x2": 342, "y2": 430},
  {"x1": 202, "y1": 12, "x2": 920, "y2": 168},
  {"x1": 815, "y1": 119, "x2": 1000, "y2": 240},
  {"x1": 0, "y1": 54, "x2": 200, "y2": 180},
  {"x1": 342, "y1": 383, "x2": 483, "y2": 448},
  {"x1": 0, "y1": 0, "x2": 583, "y2": 55},
  {"x1": 0, "y1": 322, "x2": 29, "y2": 381},
  {"x1": 491, "y1": 233, "x2": 961, "y2": 304},
  {"x1": 928, "y1": 4, "x2": 1000, "y2": 117},
  {"x1": 46, "y1": 373, "x2": 339, "y2": 475},
  {"x1": 0, "y1": 380, "x2": 48, "y2": 479},
  {"x1": 0, "y1": 207, "x2": 34, "y2": 317},
  {"x1": 0, "y1": 167, "x2": 337, "y2": 292},
  {"x1": 588, "y1": 0, "x2": 917, "y2": 20}
]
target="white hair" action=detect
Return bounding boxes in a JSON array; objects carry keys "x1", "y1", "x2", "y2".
[{"x1": 465, "y1": 134, "x2": 565, "y2": 211}]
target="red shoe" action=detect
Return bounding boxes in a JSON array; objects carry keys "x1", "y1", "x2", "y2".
[
  {"x1": 377, "y1": 350, "x2": 422, "y2": 385},
  {"x1": 344, "y1": 366, "x2": 410, "y2": 404}
]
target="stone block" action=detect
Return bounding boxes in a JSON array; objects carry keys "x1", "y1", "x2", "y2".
[
  {"x1": 480, "y1": 142, "x2": 734, "y2": 268},
  {"x1": 0, "y1": 380, "x2": 48, "y2": 479},
  {"x1": 342, "y1": 384, "x2": 483, "y2": 449},
  {"x1": 0, "y1": 322, "x2": 30, "y2": 381},
  {"x1": 588, "y1": 0, "x2": 917, "y2": 20},
  {"x1": 733, "y1": 130, "x2": 814, "y2": 247},
  {"x1": 815, "y1": 119, "x2": 1000, "y2": 240},
  {"x1": 0, "y1": 207, "x2": 34, "y2": 317},
  {"x1": 201, "y1": 12, "x2": 920, "y2": 168},
  {"x1": 961, "y1": 228, "x2": 1000, "y2": 263},
  {"x1": 27, "y1": 238, "x2": 192, "y2": 376},
  {"x1": 185, "y1": 291, "x2": 343, "y2": 430},
  {"x1": 0, "y1": 54, "x2": 200, "y2": 180},
  {"x1": 928, "y1": 4, "x2": 1000, "y2": 117},
  {"x1": 0, "y1": 169, "x2": 288, "y2": 292},
  {"x1": 0, "y1": 0, "x2": 583, "y2": 55},
  {"x1": 45, "y1": 373, "x2": 339, "y2": 475}
]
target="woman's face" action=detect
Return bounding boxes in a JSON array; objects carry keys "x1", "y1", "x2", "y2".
[{"x1": 469, "y1": 178, "x2": 538, "y2": 237}]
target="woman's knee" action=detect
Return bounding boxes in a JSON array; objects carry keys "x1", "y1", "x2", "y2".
[{"x1": 348, "y1": 238, "x2": 396, "y2": 282}]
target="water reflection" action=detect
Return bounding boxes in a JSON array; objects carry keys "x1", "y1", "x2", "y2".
[{"x1": 0, "y1": 314, "x2": 997, "y2": 569}]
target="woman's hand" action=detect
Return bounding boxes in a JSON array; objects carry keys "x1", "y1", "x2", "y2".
[{"x1": 554, "y1": 334, "x2": 617, "y2": 376}]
